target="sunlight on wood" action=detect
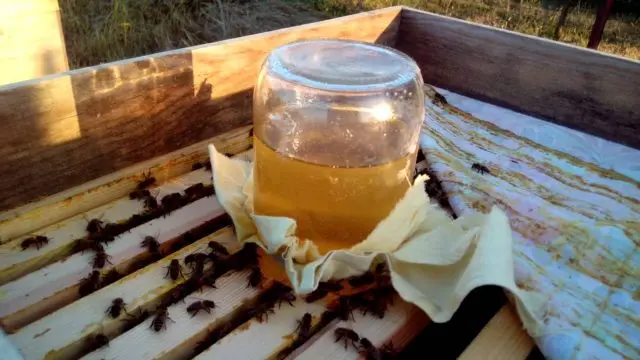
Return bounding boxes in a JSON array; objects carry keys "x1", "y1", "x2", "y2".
[{"x1": 0, "y1": 0, "x2": 68, "y2": 85}]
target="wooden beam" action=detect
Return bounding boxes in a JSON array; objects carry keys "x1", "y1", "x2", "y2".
[
  {"x1": 287, "y1": 299, "x2": 429, "y2": 359},
  {"x1": 0, "y1": 0, "x2": 69, "y2": 85},
  {"x1": 396, "y1": 7, "x2": 640, "y2": 150},
  {"x1": 9, "y1": 229, "x2": 238, "y2": 360},
  {"x1": 0, "y1": 6, "x2": 401, "y2": 213},
  {"x1": 0, "y1": 125, "x2": 250, "y2": 244},
  {"x1": 0, "y1": 169, "x2": 212, "y2": 286},
  {"x1": 458, "y1": 305, "x2": 534, "y2": 360},
  {"x1": 0, "y1": 195, "x2": 226, "y2": 332}
]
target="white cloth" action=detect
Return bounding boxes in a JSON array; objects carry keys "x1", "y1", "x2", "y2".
[{"x1": 208, "y1": 143, "x2": 546, "y2": 334}]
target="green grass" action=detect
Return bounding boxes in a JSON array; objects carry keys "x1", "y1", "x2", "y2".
[
  {"x1": 59, "y1": 0, "x2": 640, "y2": 69},
  {"x1": 59, "y1": 0, "x2": 327, "y2": 68}
]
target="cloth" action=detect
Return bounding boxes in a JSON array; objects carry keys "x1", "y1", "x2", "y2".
[
  {"x1": 207, "y1": 141, "x2": 547, "y2": 335},
  {"x1": 421, "y1": 86, "x2": 640, "y2": 360}
]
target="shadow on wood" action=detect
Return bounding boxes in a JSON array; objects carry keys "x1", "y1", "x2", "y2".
[{"x1": 0, "y1": 7, "x2": 402, "y2": 213}]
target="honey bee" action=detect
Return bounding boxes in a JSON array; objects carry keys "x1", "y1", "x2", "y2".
[
  {"x1": 86, "y1": 218, "x2": 105, "y2": 235},
  {"x1": 164, "y1": 259, "x2": 184, "y2": 281},
  {"x1": 161, "y1": 193, "x2": 184, "y2": 214},
  {"x1": 335, "y1": 295, "x2": 356, "y2": 321},
  {"x1": 246, "y1": 265, "x2": 263, "y2": 288},
  {"x1": 105, "y1": 298, "x2": 127, "y2": 318},
  {"x1": 186, "y1": 300, "x2": 216, "y2": 317},
  {"x1": 129, "y1": 189, "x2": 150, "y2": 200},
  {"x1": 137, "y1": 170, "x2": 156, "y2": 190},
  {"x1": 21, "y1": 235, "x2": 50, "y2": 251},
  {"x1": 92, "y1": 249, "x2": 112, "y2": 269},
  {"x1": 101, "y1": 269, "x2": 122, "y2": 286},
  {"x1": 433, "y1": 92, "x2": 448, "y2": 106},
  {"x1": 184, "y1": 183, "x2": 206, "y2": 200},
  {"x1": 248, "y1": 303, "x2": 275, "y2": 322},
  {"x1": 334, "y1": 327, "x2": 360, "y2": 350},
  {"x1": 141, "y1": 235, "x2": 162, "y2": 257},
  {"x1": 347, "y1": 272, "x2": 375, "y2": 288},
  {"x1": 143, "y1": 194, "x2": 159, "y2": 211},
  {"x1": 275, "y1": 292, "x2": 296, "y2": 308},
  {"x1": 208, "y1": 241, "x2": 229, "y2": 256},
  {"x1": 358, "y1": 337, "x2": 382, "y2": 360},
  {"x1": 149, "y1": 306, "x2": 174, "y2": 332},
  {"x1": 79, "y1": 270, "x2": 101, "y2": 296},
  {"x1": 471, "y1": 163, "x2": 491, "y2": 175},
  {"x1": 295, "y1": 313, "x2": 312, "y2": 338},
  {"x1": 184, "y1": 252, "x2": 208, "y2": 277},
  {"x1": 305, "y1": 288, "x2": 328, "y2": 303}
]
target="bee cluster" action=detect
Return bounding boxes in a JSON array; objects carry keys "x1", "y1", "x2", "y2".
[
  {"x1": 71, "y1": 158, "x2": 406, "y2": 357},
  {"x1": 72, "y1": 167, "x2": 219, "y2": 298},
  {"x1": 83, "y1": 239, "x2": 261, "y2": 353}
]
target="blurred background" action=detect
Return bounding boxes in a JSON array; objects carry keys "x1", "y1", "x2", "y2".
[{"x1": 59, "y1": 0, "x2": 638, "y2": 69}]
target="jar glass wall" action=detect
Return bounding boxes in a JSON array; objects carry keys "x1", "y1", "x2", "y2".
[{"x1": 253, "y1": 40, "x2": 424, "y2": 254}]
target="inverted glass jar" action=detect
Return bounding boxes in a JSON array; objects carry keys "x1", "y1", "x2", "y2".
[{"x1": 253, "y1": 39, "x2": 424, "y2": 254}]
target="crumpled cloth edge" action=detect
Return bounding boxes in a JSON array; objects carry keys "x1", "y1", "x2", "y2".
[{"x1": 208, "y1": 144, "x2": 549, "y2": 337}]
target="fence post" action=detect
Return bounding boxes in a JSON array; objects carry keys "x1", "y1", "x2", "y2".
[{"x1": 587, "y1": 0, "x2": 614, "y2": 49}]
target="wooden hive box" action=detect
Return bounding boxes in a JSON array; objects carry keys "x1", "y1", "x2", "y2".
[{"x1": 0, "y1": 6, "x2": 638, "y2": 360}]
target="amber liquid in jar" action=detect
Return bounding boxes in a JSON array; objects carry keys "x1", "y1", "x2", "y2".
[{"x1": 253, "y1": 109, "x2": 415, "y2": 254}]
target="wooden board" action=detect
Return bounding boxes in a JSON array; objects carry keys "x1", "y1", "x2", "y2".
[
  {"x1": 0, "y1": 6, "x2": 401, "y2": 212},
  {"x1": 11, "y1": 229, "x2": 237, "y2": 360},
  {"x1": 288, "y1": 298, "x2": 429, "y2": 359},
  {"x1": 458, "y1": 305, "x2": 534, "y2": 360},
  {"x1": 396, "y1": 7, "x2": 640, "y2": 149},
  {"x1": 0, "y1": 125, "x2": 251, "y2": 244},
  {"x1": 0, "y1": 0, "x2": 68, "y2": 85},
  {"x1": 195, "y1": 297, "x2": 328, "y2": 360},
  {"x1": 2, "y1": 6, "x2": 635, "y2": 360}
]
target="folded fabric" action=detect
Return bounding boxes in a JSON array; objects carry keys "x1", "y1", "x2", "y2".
[{"x1": 208, "y1": 144, "x2": 547, "y2": 335}]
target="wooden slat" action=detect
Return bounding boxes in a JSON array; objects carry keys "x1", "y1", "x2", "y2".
[
  {"x1": 288, "y1": 299, "x2": 430, "y2": 359},
  {"x1": 458, "y1": 305, "x2": 534, "y2": 360},
  {"x1": 396, "y1": 7, "x2": 640, "y2": 149},
  {"x1": 0, "y1": 169, "x2": 211, "y2": 286},
  {"x1": 0, "y1": 195, "x2": 226, "y2": 332},
  {"x1": 81, "y1": 270, "x2": 261, "y2": 360},
  {"x1": 0, "y1": 0, "x2": 68, "y2": 85},
  {"x1": 195, "y1": 297, "x2": 327, "y2": 359},
  {"x1": 0, "y1": 6, "x2": 402, "y2": 212},
  {"x1": 10, "y1": 228, "x2": 238, "y2": 360},
  {"x1": 0, "y1": 125, "x2": 251, "y2": 243}
]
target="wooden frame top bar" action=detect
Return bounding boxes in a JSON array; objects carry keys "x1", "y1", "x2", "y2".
[{"x1": 0, "y1": 6, "x2": 637, "y2": 213}]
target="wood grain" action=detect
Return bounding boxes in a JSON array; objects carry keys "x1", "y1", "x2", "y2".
[
  {"x1": 0, "y1": 7, "x2": 401, "y2": 213},
  {"x1": 0, "y1": 125, "x2": 251, "y2": 244},
  {"x1": 196, "y1": 297, "x2": 327, "y2": 360},
  {"x1": 458, "y1": 305, "x2": 534, "y2": 360},
  {"x1": 288, "y1": 298, "x2": 430, "y2": 360},
  {"x1": 0, "y1": 196, "x2": 226, "y2": 332},
  {"x1": 0, "y1": 0, "x2": 68, "y2": 85},
  {"x1": 0, "y1": 169, "x2": 212, "y2": 286},
  {"x1": 396, "y1": 7, "x2": 640, "y2": 149},
  {"x1": 81, "y1": 270, "x2": 261, "y2": 360},
  {"x1": 10, "y1": 229, "x2": 237, "y2": 360}
]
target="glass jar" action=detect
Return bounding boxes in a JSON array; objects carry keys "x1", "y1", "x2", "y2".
[{"x1": 253, "y1": 39, "x2": 424, "y2": 254}]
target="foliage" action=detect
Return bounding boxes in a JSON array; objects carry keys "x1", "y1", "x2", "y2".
[{"x1": 58, "y1": 0, "x2": 640, "y2": 69}]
